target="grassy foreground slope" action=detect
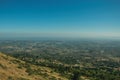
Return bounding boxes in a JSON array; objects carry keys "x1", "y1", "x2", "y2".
[{"x1": 0, "y1": 52, "x2": 68, "y2": 80}]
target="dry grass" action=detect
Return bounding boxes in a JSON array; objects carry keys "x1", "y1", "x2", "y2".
[{"x1": 0, "y1": 52, "x2": 68, "y2": 80}]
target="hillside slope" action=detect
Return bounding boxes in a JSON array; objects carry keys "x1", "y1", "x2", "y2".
[{"x1": 0, "y1": 52, "x2": 68, "y2": 80}]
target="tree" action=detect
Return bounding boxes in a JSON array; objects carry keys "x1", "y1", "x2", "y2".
[{"x1": 70, "y1": 70, "x2": 82, "y2": 80}]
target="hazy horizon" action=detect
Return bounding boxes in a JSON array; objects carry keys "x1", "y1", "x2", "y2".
[{"x1": 0, "y1": 0, "x2": 120, "y2": 39}]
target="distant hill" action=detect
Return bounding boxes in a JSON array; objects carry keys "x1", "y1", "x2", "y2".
[{"x1": 0, "y1": 52, "x2": 68, "y2": 80}]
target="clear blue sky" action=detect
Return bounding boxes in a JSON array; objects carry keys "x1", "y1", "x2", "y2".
[{"x1": 0, "y1": 0, "x2": 120, "y2": 39}]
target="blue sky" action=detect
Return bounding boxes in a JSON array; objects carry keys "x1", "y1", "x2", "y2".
[{"x1": 0, "y1": 0, "x2": 120, "y2": 39}]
